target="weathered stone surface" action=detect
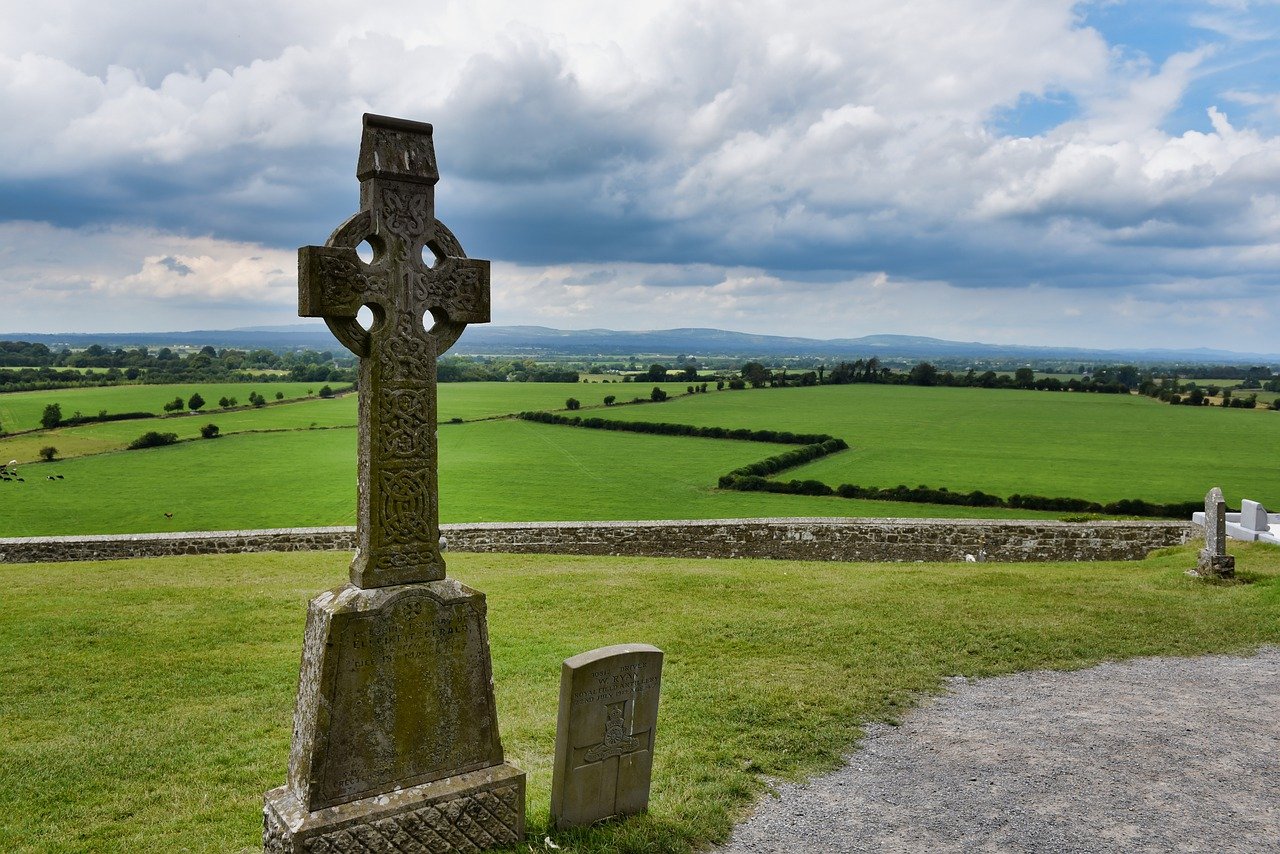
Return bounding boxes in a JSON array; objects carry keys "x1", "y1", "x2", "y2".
[
  {"x1": 0, "y1": 519, "x2": 1198, "y2": 565},
  {"x1": 264, "y1": 764, "x2": 525, "y2": 853},
  {"x1": 263, "y1": 113, "x2": 521, "y2": 854},
  {"x1": 299, "y1": 113, "x2": 489, "y2": 590},
  {"x1": 287, "y1": 581, "x2": 505, "y2": 811},
  {"x1": 1197, "y1": 487, "x2": 1236, "y2": 578},
  {"x1": 551, "y1": 644, "x2": 663, "y2": 830}
]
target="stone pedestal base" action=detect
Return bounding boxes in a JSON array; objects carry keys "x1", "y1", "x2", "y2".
[
  {"x1": 264, "y1": 763, "x2": 525, "y2": 853},
  {"x1": 1197, "y1": 549, "x2": 1236, "y2": 578}
]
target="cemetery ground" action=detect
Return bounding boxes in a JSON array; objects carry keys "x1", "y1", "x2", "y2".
[
  {"x1": 1, "y1": 542, "x2": 1277, "y2": 852},
  {"x1": 3, "y1": 382, "x2": 1279, "y2": 536}
]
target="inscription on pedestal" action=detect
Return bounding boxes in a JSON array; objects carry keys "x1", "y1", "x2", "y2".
[
  {"x1": 288, "y1": 582, "x2": 505, "y2": 812},
  {"x1": 550, "y1": 644, "x2": 663, "y2": 829}
]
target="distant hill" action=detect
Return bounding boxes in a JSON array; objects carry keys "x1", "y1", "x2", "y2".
[{"x1": 3, "y1": 324, "x2": 1278, "y2": 365}]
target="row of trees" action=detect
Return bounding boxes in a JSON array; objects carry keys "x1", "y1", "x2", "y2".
[
  {"x1": 437, "y1": 357, "x2": 579, "y2": 383},
  {"x1": 733, "y1": 360, "x2": 1133, "y2": 394},
  {"x1": 0, "y1": 342, "x2": 356, "y2": 391},
  {"x1": 1139, "y1": 377, "x2": 1280, "y2": 410}
]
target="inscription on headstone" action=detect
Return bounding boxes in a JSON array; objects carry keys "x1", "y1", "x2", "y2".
[
  {"x1": 1196, "y1": 487, "x2": 1236, "y2": 578},
  {"x1": 550, "y1": 644, "x2": 663, "y2": 830},
  {"x1": 262, "y1": 114, "x2": 524, "y2": 853}
]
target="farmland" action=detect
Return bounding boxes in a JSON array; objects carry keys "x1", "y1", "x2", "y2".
[
  {"x1": 599, "y1": 384, "x2": 1280, "y2": 505},
  {"x1": 0, "y1": 419, "x2": 1056, "y2": 538},
  {"x1": 2, "y1": 381, "x2": 1278, "y2": 536},
  {"x1": 0, "y1": 382, "x2": 324, "y2": 433}
]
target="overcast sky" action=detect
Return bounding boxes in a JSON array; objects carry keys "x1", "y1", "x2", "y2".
[{"x1": 1, "y1": 0, "x2": 1278, "y2": 350}]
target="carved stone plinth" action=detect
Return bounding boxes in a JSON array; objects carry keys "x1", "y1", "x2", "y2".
[
  {"x1": 263, "y1": 580, "x2": 524, "y2": 851},
  {"x1": 264, "y1": 764, "x2": 525, "y2": 853},
  {"x1": 1197, "y1": 550, "x2": 1236, "y2": 578}
]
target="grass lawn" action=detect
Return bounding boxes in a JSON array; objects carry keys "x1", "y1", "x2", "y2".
[
  {"x1": 0, "y1": 420, "x2": 1058, "y2": 537},
  {"x1": 599, "y1": 385, "x2": 1280, "y2": 505},
  {"x1": 1, "y1": 543, "x2": 1277, "y2": 852}
]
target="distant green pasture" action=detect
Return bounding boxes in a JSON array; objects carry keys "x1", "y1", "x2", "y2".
[
  {"x1": 600, "y1": 385, "x2": 1280, "y2": 505},
  {"x1": 434, "y1": 381, "x2": 691, "y2": 421},
  {"x1": 0, "y1": 383, "x2": 323, "y2": 432},
  {"x1": 0, "y1": 382, "x2": 693, "y2": 463},
  {"x1": 0, "y1": 420, "x2": 1053, "y2": 537},
  {"x1": 0, "y1": 397, "x2": 357, "y2": 463}
]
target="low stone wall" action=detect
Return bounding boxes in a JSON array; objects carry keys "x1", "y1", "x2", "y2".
[{"x1": 0, "y1": 518, "x2": 1197, "y2": 565}]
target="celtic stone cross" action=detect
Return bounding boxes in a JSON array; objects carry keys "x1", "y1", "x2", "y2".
[{"x1": 299, "y1": 113, "x2": 489, "y2": 589}]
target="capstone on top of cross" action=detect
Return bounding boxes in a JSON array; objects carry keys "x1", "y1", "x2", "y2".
[{"x1": 357, "y1": 114, "x2": 439, "y2": 185}]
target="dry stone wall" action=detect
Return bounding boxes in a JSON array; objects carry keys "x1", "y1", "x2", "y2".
[{"x1": 0, "y1": 518, "x2": 1196, "y2": 565}]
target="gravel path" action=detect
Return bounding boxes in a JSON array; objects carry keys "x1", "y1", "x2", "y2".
[{"x1": 716, "y1": 648, "x2": 1280, "y2": 854}]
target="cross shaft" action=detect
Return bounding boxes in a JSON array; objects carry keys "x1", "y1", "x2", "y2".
[{"x1": 299, "y1": 114, "x2": 489, "y2": 589}]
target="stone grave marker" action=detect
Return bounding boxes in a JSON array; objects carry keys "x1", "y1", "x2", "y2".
[
  {"x1": 550, "y1": 643, "x2": 663, "y2": 829},
  {"x1": 1240, "y1": 499, "x2": 1270, "y2": 533},
  {"x1": 1196, "y1": 486, "x2": 1236, "y2": 578},
  {"x1": 263, "y1": 114, "x2": 524, "y2": 853}
]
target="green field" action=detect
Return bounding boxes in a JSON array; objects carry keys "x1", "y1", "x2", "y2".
[
  {"x1": 600, "y1": 385, "x2": 1280, "y2": 505},
  {"x1": 0, "y1": 382, "x2": 696, "y2": 464},
  {"x1": 2, "y1": 544, "x2": 1277, "y2": 852},
  {"x1": 0, "y1": 383, "x2": 325, "y2": 433},
  {"x1": 0, "y1": 420, "x2": 1056, "y2": 537},
  {"x1": 4, "y1": 382, "x2": 1279, "y2": 536}
]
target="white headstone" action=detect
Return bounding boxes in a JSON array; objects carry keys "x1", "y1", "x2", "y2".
[{"x1": 1240, "y1": 499, "x2": 1270, "y2": 532}]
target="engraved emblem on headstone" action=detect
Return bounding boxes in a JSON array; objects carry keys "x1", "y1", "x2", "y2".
[
  {"x1": 583, "y1": 701, "x2": 647, "y2": 763},
  {"x1": 263, "y1": 114, "x2": 523, "y2": 854},
  {"x1": 551, "y1": 644, "x2": 663, "y2": 830}
]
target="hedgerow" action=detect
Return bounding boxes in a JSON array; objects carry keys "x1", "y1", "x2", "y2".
[{"x1": 516, "y1": 411, "x2": 1197, "y2": 518}]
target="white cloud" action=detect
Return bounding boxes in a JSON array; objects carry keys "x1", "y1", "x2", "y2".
[
  {"x1": 0, "y1": 221, "x2": 295, "y2": 331},
  {"x1": 0, "y1": 0, "x2": 1277, "y2": 350}
]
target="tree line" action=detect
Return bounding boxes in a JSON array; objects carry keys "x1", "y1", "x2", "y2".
[{"x1": 0, "y1": 342, "x2": 355, "y2": 391}]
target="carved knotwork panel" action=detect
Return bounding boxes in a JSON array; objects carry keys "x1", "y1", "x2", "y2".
[
  {"x1": 373, "y1": 312, "x2": 436, "y2": 383},
  {"x1": 380, "y1": 388, "x2": 433, "y2": 459},
  {"x1": 379, "y1": 468, "x2": 429, "y2": 545},
  {"x1": 410, "y1": 260, "x2": 490, "y2": 325},
  {"x1": 299, "y1": 247, "x2": 386, "y2": 318},
  {"x1": 378, "y1": 186, "x2": 431, "y2": 241}
]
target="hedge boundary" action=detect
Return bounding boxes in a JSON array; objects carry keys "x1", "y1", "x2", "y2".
[{"x1": 516, "y1": 410, "x2": 1199, "y2": 519}]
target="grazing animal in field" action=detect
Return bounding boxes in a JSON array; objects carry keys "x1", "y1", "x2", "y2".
[
  {"x1": 56, "y1": 475, "x2": 64, "y2": 479},
  {"x1": 47, "y1": 476, "x2": 55, "y2": 480},
  {"x1": 164, "y1": 512, "x2": 174, "y2": 518}
]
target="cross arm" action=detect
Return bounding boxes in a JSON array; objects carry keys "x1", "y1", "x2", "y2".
[
  {"x1": 416, "y1": 257, "x2": 491, "y2": 326},
  {"x1": 299, "y1": 245, "x2": 373, "y2": 319}
]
